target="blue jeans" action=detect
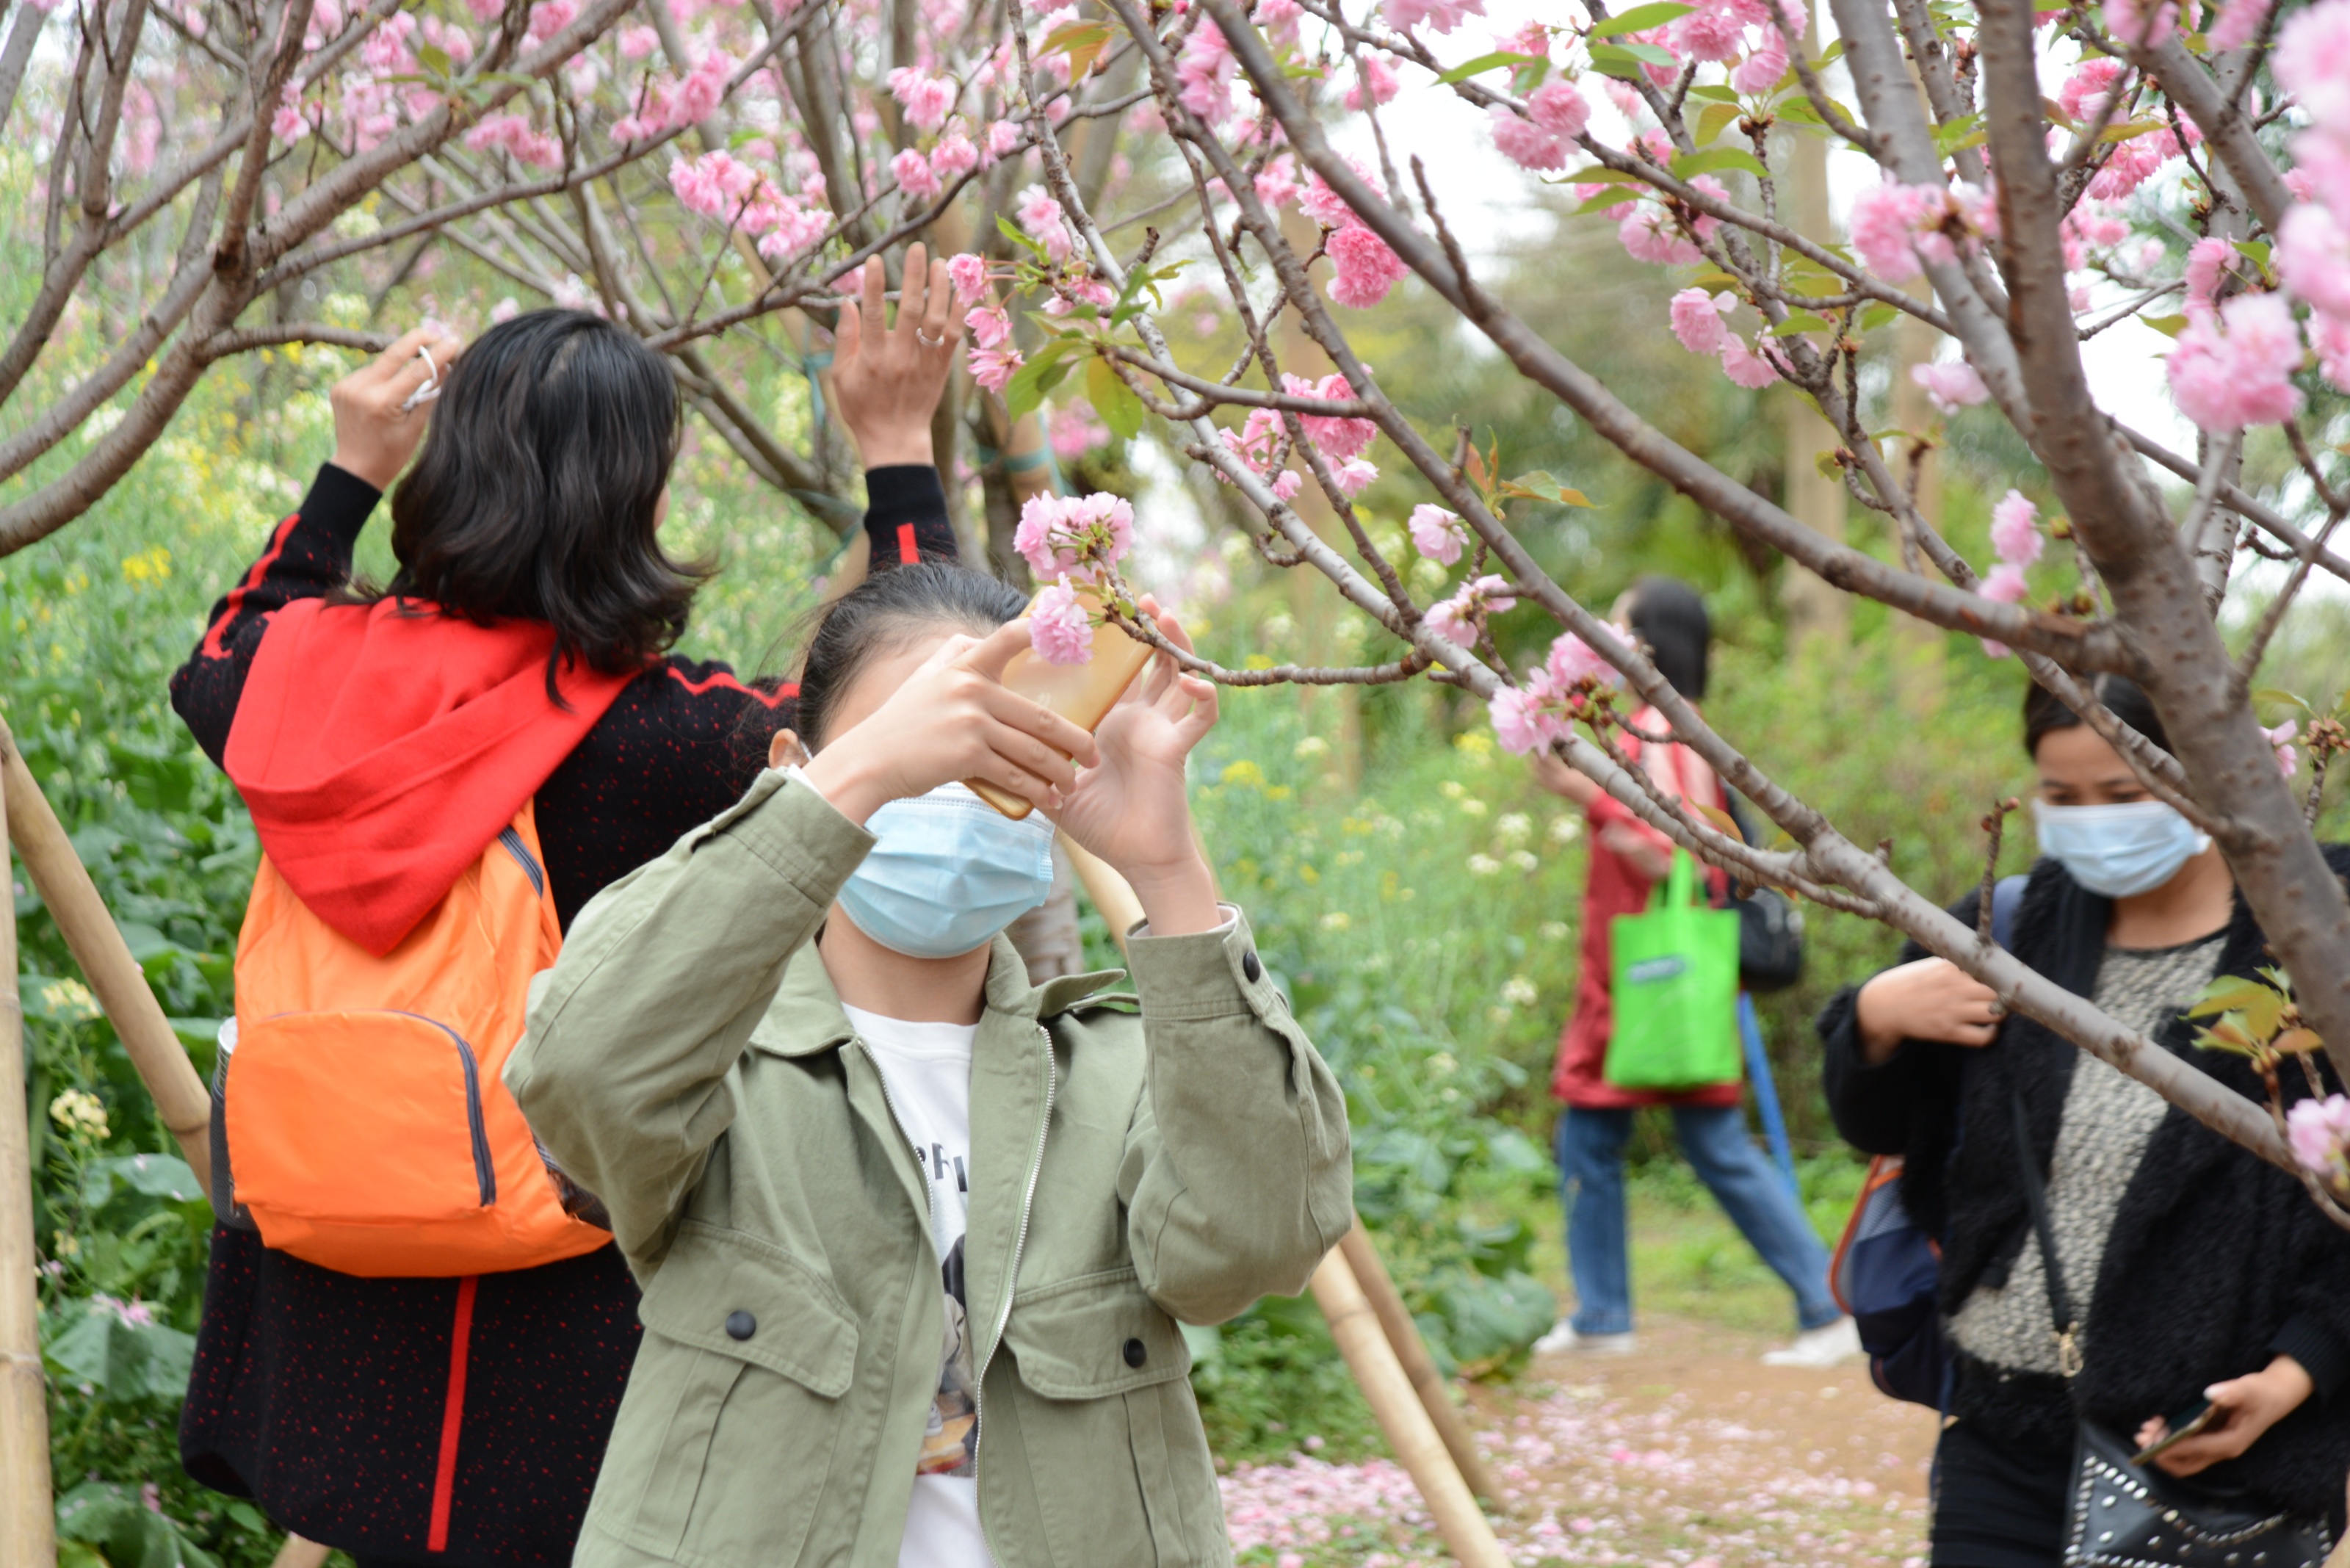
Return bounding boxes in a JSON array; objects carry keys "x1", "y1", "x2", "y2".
[{"x1": 1555, "y1": 1104, "x2": 1840, "y2": 1335}]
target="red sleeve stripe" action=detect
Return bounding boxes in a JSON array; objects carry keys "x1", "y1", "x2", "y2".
[
  {"x1": 665, "y1": 665, "x2": 799, "y2": 708},
  {"x1": 199, "y1": 513, "x2": 300, "y2": 659},
  {"x1": 896, "y1": 522, "x2": 919, "y2": 565}
]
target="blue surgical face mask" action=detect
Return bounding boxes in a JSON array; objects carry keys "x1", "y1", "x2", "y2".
[
  {"x1": 836, "y1": 782, "x2": 1057, "y2": 958},
  {"x1": 2031, "y1": 798, "x2": 2211, "y2": 898}
]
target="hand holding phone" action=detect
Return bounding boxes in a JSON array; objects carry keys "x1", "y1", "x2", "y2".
[
  {"x1": 966, "y1": 587, "x2": 1157, "y2": 820},
  {"x1": 2130, "y1": 1397, "x2": 2219, "y2": 1465}
]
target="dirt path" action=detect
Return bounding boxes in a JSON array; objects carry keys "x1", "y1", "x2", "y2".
[{"x1": 1222, "y1": 1314, "x2": 1938, "y2": 1567}]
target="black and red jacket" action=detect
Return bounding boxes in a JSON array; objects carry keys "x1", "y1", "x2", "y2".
[{"x1": 174, "y1": 460, "x2": 958, "y2": 1566}]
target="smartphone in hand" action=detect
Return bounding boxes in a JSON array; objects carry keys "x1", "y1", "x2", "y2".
[
  {"x1": 967, "y1": 587, "x2": 1157, "y2": 820},
  {"x1": 2130, "y1": 1397, "x2": 2219, "y2": 1465}
]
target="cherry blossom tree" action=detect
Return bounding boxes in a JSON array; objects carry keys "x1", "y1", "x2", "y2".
[{"x1": 940, "y1": 0, "x2": 2350, "y2": 1207}]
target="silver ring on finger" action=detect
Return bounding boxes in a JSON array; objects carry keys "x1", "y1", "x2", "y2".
[{"x1": 916, "y1": 328, "x2": 945, "y2": 348}]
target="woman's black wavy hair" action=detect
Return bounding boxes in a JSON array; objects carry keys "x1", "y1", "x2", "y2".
[
  {"x1": 2022, "y1": 673, "x2": 2171, "y2": 758},
  {"x1": 794, "y1": 562, "x2": 1029, "y2": 747},
  {"x1": 379, "y1": 308, "x2": 708, "y2": 682}
]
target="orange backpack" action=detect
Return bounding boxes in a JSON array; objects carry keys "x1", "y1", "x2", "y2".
[{"x1": 221, "y1": 802, "x2": 608, "y2": 1277}]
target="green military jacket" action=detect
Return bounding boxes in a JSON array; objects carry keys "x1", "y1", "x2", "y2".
[{"x1": 507, "y1": 770, "x2": 1353, "y2": 1568}]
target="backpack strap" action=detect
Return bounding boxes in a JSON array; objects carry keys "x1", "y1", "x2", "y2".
[{"x1": 2008, "y1": 1083, "x2": 2082, "y2": 1380}]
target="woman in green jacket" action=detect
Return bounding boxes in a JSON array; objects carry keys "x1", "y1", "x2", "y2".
[{"x1": 507, "y1": 563, "x2": 1354, "y2": 1568}]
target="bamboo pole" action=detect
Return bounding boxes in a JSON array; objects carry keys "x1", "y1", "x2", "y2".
[
  {"x1": 1337, "y1": 1222, "x2": 1502, "y2": 1506},
  {"x1": 1311, "y1": 1249, "x2": 1509, "y2": 1568},
  {"x1": 269, "y1": 1533, "x2": 332, "y2": 1568},
  {"x1": 0, "y1": 718, "x2": 212, "y2": 1191},
  {"x1": 3, "y1": 762, "x2": 58, "y2": 1567}
]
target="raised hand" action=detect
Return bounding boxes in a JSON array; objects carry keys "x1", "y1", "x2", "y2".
[
  {"x1": 1049, "y1": 596, "x2": 1222, "y2": 936},
  {"x1": 328, "y1": 324, "x2": 463, "y2": 491},
  {"x1": 798, "y1": 620, "x2": 1099, "y2": 827},
  {"x1": 829, "y1": 244, "x2": 965, "y2": 469}
]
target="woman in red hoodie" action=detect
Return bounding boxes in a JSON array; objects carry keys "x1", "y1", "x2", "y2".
[{"x1": 172, "y1": 249, "x2": 970, "y2": 1567}]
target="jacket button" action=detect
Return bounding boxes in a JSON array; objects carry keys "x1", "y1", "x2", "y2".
[
  {"x1": 726, "y1": 1310, "x2": 756, "y2": 1341},
  {"x1": 1241, "y1": 950, "x2": 1262, "y2": 983},
  {"x1": 1123, "y1": 1337, "x2": 1148, "y2": 1368}
]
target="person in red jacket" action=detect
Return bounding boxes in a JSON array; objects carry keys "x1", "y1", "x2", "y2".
[
  {"x1": 173, "y1": 249, "x2": 969, "y2": 1567},
  {"x1": 1528, "y1": 577, "x2": 1855, "y2": 1367}
]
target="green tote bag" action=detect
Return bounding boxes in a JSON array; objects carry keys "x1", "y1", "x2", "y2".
[{"x1": 1604, "y1": 850, "x2": 1743, "y2": 1091}]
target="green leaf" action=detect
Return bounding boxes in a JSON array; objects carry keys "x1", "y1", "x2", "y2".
[
  {"x1": 1004, "y1": 353, "x2": 1074, "y2": 420},
  {"x1": 1085, "y1": 355, "x2": 1145, "y2": 440},
  {"x1": 1776, "y1": 96, "x2": 1829, "y2": 127},
  {"x1": 2186, "y1": 974, "x2": 2277, "y2": 1019},
  {"x1": 1039, "y1": 19, "x2": 1111, "y2": 79},
  {"x1": 1559, "y1": 165, "x2": 1651, "y2": 185},
  {"x1": 1573, "y1": 187, "x2": 1643, "y2": 213},
  {"x1": 1497, "y1": 470, "x2": 1594, "y2": 507},
  {"x1": 2254, "y1": 687, "x2": 2316, "y2": 717},
  {"x1": 1931, "y1": 112, "x2": 1982, "y2": 153},
  {"x1": 1688, "y1": 84, "x2": 1743, "y2": 103},
  {"x1": 996, "y1": 214, "x2": 1045, "y2": 258},
  {"x1": 2141, "y1": 313, "x2": 2190, "y2": 338},
  {"x1": 1588, "y1": 1, "x2": 1696, "y2": 36},
  {"x1": 45, "y1": 1302, "x2": 198, "y2": 1405},
  {"x1": 1669, "y1": 146, "x2": 1768, "y2": 179},
  {"x1": 2232, "y1": 237, "x2": 2272, "y2": 267},
  {"x1": 1435, "y1": 49, "x2": 1546, "y2": 84},
  {"x1": 418, "y1": 41, "x2": 451, "y2": 76},
  {"x1": 1858, "y1": 303, "x2": 1899, "y2": 332},
  {"x1": 84, "y1": 1152, "x2": 205, "y2": 1206},
  {"x1": 1695, "y1": 100, "x2": 1743, "y2": 146},
  {"x1": 1771, "y1": 311, "x2": 1833, "y2": 336},
  {"x1": 2097, "y1": 118, "x2": 2168, "y2": 142},
  {"x1": 1589, "y1": 38, "x2": 1677, "y2": 65}
]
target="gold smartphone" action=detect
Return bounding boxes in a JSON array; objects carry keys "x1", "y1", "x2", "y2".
[{"x1": 967, "y1": 587, "x2": 1160, "y2": 820}]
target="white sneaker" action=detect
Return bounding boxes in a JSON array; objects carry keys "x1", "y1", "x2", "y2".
[
  {"x1": 1533, "y1": 1320, "x2": 1638, "y2": 1356},
  {"x1": 1761, "y1": 1316, "x2": 1862, "y2": 1368}
]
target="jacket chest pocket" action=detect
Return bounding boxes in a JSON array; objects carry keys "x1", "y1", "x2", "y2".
[
  {"x1": 599, "y1": 1223, "x2": 861, "y2": 1568},
  {"x1": 999, "y1": 1269, "x2": 1226, "y2": 1568}
]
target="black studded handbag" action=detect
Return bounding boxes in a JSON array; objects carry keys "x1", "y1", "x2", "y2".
[{"x1": 2005, "y1": 1094, "x2": 2335, "y2": 1568}]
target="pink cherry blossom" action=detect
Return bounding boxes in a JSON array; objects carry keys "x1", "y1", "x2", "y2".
[
  {"x1": 1527, "y1": 78, "x2": 1590, "y2": 138},
  {"x1": 2168, "y1": 292, "x2": 2307, "y2": 431},
  {"x1": 1281, "y1": 373, "x2": 1378, "y2": 461},
  {"x1": 966, "y1": 305, "x2": 1012, "y2": 349},
  {"x1": 1912, "y1": 360, "x2": 1989, "y2": 413},
  {"x1": 886, "y1": 68, "x2": 957, "y2": 132},
  {"x1": 2310, "y1": 310, "x2": 2350, "y2": 391},
  {"x1": 1669, "y1": 288, "x2": 1735, "y2": 355},
  {"x1": 1548, "y1": 631, "x2": 1617, "y2": 687},
  {"x1": 1976, "y1": 563, "x2": 2029, "y2": 658},
  {"x1": 2183, "y1": 235, "x2": 2238, "y2": 317},
  {"x1": 670, "y1": 51, "x2": 733, "y2": 129},
  {"x1": 2207, "y1": 0, "x2": 2274, "y2": 48},
  {"x1": 1672, "y1": 1, "x2": 1746, "y2": 62},
  {"x1": 1345, "y1": 54, "x2": 1400, "y2": 109},
  {"x1": 1030, "y1": 578, "x2": 1095, "y2": 665},
  {"x1": 2103, "y1": 0, "x2": 2178, "y2": 44},
  {"x1": 2279, "y1": 203, "x2": 2350, "y2": 320},
  {"x1": 1619, "y1": 204, "x2": 1703, "y2": 266},
  {"x1": 969, "y1": 344, "x2": 1024, "y2": 391},
  {"x1": 618, "y1": 24, "x2": 659, "y2": 57},
  {"x1": 1718, "y1": 335, "x2": 1780, "y2": 388},
  {"x1": 948, "y1": 253, "x2": 989, "y2": 301},
  {"x1": 1990, "y1": 490, "x2": 2043, "y2": 568},
  {"x1": 1491, "y1": 681, "x2": 1570, "y2": 754},
  {"x1": 2277, "y1": 0, "x2": 2350, "y2": 138},
  {"x1": 1492, "y1": 105, "x2": 1571, "y2": 170},
  {"x1": 1333, "y1": 456, "x2": 1380, "y2": 496},
  {"x1": 892, "y1": 146, "x2": 943, "y2": 200},
  {"x1": 1050, "y1": 403, "x2": 1108, "y2": 460},
  {"x1": 1851, "y1": 182, "x2": 1939, "y2": 281},
  {"x1": 2288, "y1": 1096, "x2": 2349, "y2": 1177},
  {"x1": 2058, "y1": 57, "x2": 2125, "y2": 123},
  {"x1": 1016, "y1": 184, "x2": 1075, "y2": 261},
  {"x1": 1426, "y1": 574, "x2": 1516, "y2": 648},
  {"x1": 1176, "y1": 24, "x2": 1236, "y2": 121},
  {"x1": 525, "y1": 0, "x2": 576, "y2": 41},
  {"x1": 2088, "y1": 129, "x2": 2189, "y2": 201},
  {"x1": 1386, "y1": 0, "x2": 1486, "y2": 33},
  {"x1": 987, "y1": 119, "x2": 1024, "y2": 160},
  {"x1": 1328, "y1": 223, "x2": 1411, "y2": 308},
  {"x1": 2266, "y1": 719, "x2": 2302, "y2": 777},
  {"x1": 1409, "y1": 504, "x2": 1468, "y2": 565},
  {"x1": 926, "y1": 130, "x2": 977, "y2": 183},
  {"x1": 1730, "y1": 30, "x2": 1788, "y2": 93}
]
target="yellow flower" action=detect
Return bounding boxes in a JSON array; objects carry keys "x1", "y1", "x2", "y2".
[
  {"x1": 49, "y1": 1088, "x2": 109, "y2": 1143},
  {"x1": 1220, "y1": 759, "x2": 1266, "y2": 788}
]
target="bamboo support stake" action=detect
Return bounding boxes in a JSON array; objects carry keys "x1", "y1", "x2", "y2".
[
  {"x1": 269, "y1": 1533, "x2": 332, "y2": 1568},
  {"x1": 1312, "y1": 1249, "x2": 1509, "y2": 1568},
  {"x1": 1337, "y1": 1222, "x2": 1503, "y2": 1507},
  {"x1": 0, "y1": 718, "x2": 212, "y2": 1191},
  {"x1": 2, "y1": 754, "x2": 59, "y2": 1568}
]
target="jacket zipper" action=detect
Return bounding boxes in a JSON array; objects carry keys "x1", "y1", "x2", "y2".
[{"x1": 971, "y1": 1026, "x2": 1056, "y2": 1568}]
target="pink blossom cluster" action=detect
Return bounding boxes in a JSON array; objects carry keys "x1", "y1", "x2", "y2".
[
  {"x1": 1177, "y1": 24, "x2": 1237, "y2": 124},
  {"x1": 2266, "y1": 719, "x2": 2302, "y2": 777},
  {"x1": 1384, "y1": 0, "x2": 1486, "y2": 33},
  {"x1": 1664, "y1": 288, "x2": 1777, "y2": 387},
  {"x1": 1850, "y1": 181, "x2": 1997, "y2": 282},
  {"x1": 2288, "y1": 1093, "x2": 2350, "y2": 1185},
  {"x1": 1292, "y1": 162, "x2": 1411, "y2": 308},
  {"x1": 467, "y1": 111, "x2": 563, "y2": 170},
  {"x1": 1489, "y1": 79, "x2": 1591, "y2": 173},
  {"x1": 1013, "y1": 491, "x2": 1135, "y2": 587},
  {"x1": 1050, "y1": 402, "x2": 1109, "y2": 460},
  {"x1": 1971, "y1": 490, "x2": 2044, "y2": 659},
  {"x1": 964, "y1": 301, "x2": 1020, "y2": 391},
  {"x1": 1029, "y1": 578, "x2": 1094, "y2": 665},
  {"x1": 612, "y1": 48, "x2": 735, "y2": 142},
  {"x1": 1911, "y1": 359, "x2": 1989, "y2": 415},
  {"x1": 1016, "y1": 184, "x2": 1077, "y2": 262},
  {"x1": 1425, "y1": 574, "x2": 1515, "y2": 652},
  {"x1": 1613, "y1": 174, "x2": 1727, "y2": 267},
  {"x1": 666, "y1": 151, "x2": 829, "y2": 261},
  {"x1": 1409, "y1": 503, "x2": 1468, "y2": 565},
  {"x1": 1489, "y1": 632, "x2": 1616, "y2": 756},
  {"x1": 887, "y1": 68, "x2": 958, "y2": 132},
  {"x1": 1218, "y1": 409, "x2": 1304, "y2": 501}
]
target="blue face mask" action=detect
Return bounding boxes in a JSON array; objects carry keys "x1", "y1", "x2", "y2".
[
  {"x1": 836, "y1": 783, "x2": 1058, "y2": 958},
  {"x1": 2031, "y1": 798, "x2": 2211, "y2": 898}
]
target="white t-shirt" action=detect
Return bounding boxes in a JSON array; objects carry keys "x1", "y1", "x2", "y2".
[{"x1": 841, "y1": 1004, "x2": 986, "y2": 1568}]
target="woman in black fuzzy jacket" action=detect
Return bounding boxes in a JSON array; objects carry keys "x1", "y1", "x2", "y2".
[{"x1": 1819, "y1": 676, "x2": 2350, "y2": 1566}]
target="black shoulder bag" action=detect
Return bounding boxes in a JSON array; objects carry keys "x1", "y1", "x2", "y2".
[{"x1": 2005, "y1": 1091, "x2": 2334, "y2": 1567}]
